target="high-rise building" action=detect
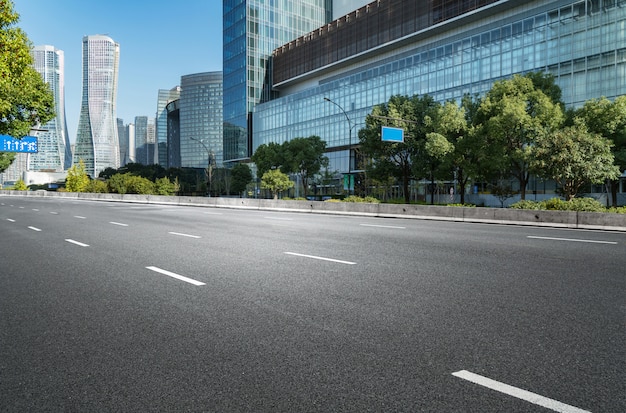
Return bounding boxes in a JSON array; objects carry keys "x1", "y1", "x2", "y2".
[
  {"x1": 156, "y1": 87, "x2": 181, "y2": 168},
  {"x1": 134, "y1": 116, "x2": 156, "y2": 165},
  {"x1": 254, "y1": 0, "x2": 626, "y2": 191},
  {"x1": 30, "y1": 45, "x2": 71, "y2": 171},
  {"x1": 74, "y1": 34, "x2": 120, "y2": 178},
  {"x1": 222, "y1": 0, "x2": 333, "y2": 163},
  {"x1": 180, "y1": 72, "x2": 223, "y2": 168}
]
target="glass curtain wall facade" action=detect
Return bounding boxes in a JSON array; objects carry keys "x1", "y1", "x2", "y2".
[
  {"x1": 31, "y1": 45, "x2": 71, "y2": 171},
  {"x1": 74, "y1": 35, "x2": 120, "y2": 178},
  {"x1": 222, "y1": 0, "x2": 332, "y2": 163},
  {"x1": 254, "y1": 0, "x2": 626, "y2": 176},
  {"x1": 180, "y1": 72, "x2": 223, "y2": 168},
  {"x1": 156, "y1": 87, "x2": 181, "y2": 168}
]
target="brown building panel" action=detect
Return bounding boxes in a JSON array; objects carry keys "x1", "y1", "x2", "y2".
[{"x1": 272, "y1": 0, "x2": 502, "y2": 85}]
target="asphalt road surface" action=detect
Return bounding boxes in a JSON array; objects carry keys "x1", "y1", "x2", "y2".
[{"x1": 1, "y1": 196, "x2": 624, "y2": 412}]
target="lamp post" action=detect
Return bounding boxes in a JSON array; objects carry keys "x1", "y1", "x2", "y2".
[
  {"x1": 190, "y1": 136, "x2": 214, "y2": 196},
  {"x1": 324, "y1": 97, "x2": 357, "y2": 194}
]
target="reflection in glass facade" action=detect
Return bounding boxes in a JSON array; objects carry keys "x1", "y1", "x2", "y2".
[
  {"x1": 31, "y1": 45, "x2": 71, "y2": 171},
  {"x1": 222, "y1": 0, "x2": 332, "y2": 163},
  {"x1": 255, "y1": 0, "x2": 626, "y2": 176},
  {"x1": 180, "y1": 72, "x2": 223, "y2": 168},
  {"x1": 74, "y1": 35, "x2": 120, "y2": 178}
]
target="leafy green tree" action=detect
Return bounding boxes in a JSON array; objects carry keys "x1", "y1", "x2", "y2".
[
  {"x1": 107, "y1": 173, "x2": 155, "y2": 194},
  {"x1": 154, "y1": 177, "x2": 178, "y2": 195},
  {"x1": 531, "y1": 122, "x2": 619, "y2": 201},
  {"x1": 261, "y1": 169, "x2": 293, "y2": 199},
  {"x1": 13, "y1": 178, "x2": 26, "y2": 190},
  {"x1": 360, "y1": 94, "x2": 439, "y2": 203},
  {"x1": 281, "y1": 136, "x2": 329, "y2": 196},
  {"x1": 65, "y1": 160, "x2": 90, "y2": 192},
  {"x1": 251, "y1": 142, "x2": 283, "y2": 177},
  {"x1": 0, "y1": 1, "x2": 55, "y2": 172},
  {"x1": 573, "y1": 96, "x2": 626, "y2": 206},
  {"x1": 86, "y1": 179, "x2": 108, "y2": 193},
  {"x1": 231, "y1": 163, "x2": 253, "y2": 196},
  {"x1": 475, "y1": 74, "x2": 564, "y2": 199}
]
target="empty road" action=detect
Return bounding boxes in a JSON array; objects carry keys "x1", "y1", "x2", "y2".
[{"x1": 1, "y1": 196, "x2": 624, "y2": 412}]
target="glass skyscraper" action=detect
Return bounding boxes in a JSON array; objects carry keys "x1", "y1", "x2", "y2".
[
  {"x1": 254, "y1": 0, "x2": 626, "y2": 176},
  {"x1": 222, "y1": 0, "x2": 333, "y2": 163},
  {"x1": 30, "y1": 45, "x2": 71, "y2": 171},
  {"x1": 156, "y1": 87, "x2": 181, "y2": 168},
  {"x1": 180, "y1": 72, "x2": 223, "y2": 168},
  {"x1": 74, "y1": 35, "x2": 120, "y2": 178}
]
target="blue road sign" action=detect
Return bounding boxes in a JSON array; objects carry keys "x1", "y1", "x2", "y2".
[
  {"x1": 1, "y1": 135, "x2": 38, "y2": 153},
  {"x1": 381, "y1": 126, "x2": 404, "y2": 143}
]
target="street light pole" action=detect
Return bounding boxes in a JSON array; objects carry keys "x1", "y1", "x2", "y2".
[
  {"x1": 324, "y1": 97, "x2": 356, "y2": 194},
  {"x1": 190, "y1": 136, "x2": 214, "y2": 196}
]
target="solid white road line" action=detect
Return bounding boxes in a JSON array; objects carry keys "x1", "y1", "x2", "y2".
[
  {"x1": 145, "y1": 266, "x2": 206, "y2": 286},
  {"x1": 168, "y1": 231, "x2": 201, "y2": 239},
  {"x1": 28, "y1": 226, "x2": 42, "y2": 231},
  {"x1": 527, "y1": 235, "x2": 617, "y2": 245},
  {"x1": 65, "y1": 239, "x2": 89, "y2": 247},
  {"x1": 284, "y1": 252, "x2": 356, "y2": 265},
  {"x1": 264, "y1": 216, "x2": 294, "y2": 221},
  {"x1": 109, "y1": 221, "x2": 129, "y2": 227},
  {"x1": 360, "y1": 223, "x2": 406, "y2": 229},
  {"x1": 452, "y1": 370, "x2": 591, "y2": 413}
]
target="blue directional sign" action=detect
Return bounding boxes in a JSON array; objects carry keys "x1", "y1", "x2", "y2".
[
  {"x1": 1, "y1": 135, "x2": 38, "y2": 153},
  {"x1": 381, "y1": 126, "x2": 404, "y2": 143}
]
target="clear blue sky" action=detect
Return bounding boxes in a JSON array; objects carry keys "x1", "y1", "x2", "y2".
[{"x1": 13, "y1": 0, "x2": 223, "y2": 143}]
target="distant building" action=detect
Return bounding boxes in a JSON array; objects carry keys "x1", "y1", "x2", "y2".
[
  {"x1": 222, "y1": 0, "x2": 333, "y2": 163},
  {"x1": 165, "y1": 99, "x2": 180, "y2": 168},
  {"x1": 156, "y1": 87, "x2": 181, "y2": 168},
  {"x1": 74, "y1": 34, "x2": 120, "y2": 178},
  {"x1": 134, "y1": 116, "x2": 156, "y2": 165},
  {"x1": 180, "y1": 72, "x2": 223, "y2": 168},
  {"x1": 30, "y1": 45, "x2": 71, "y2": 172}
]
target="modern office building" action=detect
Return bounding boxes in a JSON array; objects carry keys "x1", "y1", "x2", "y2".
[
  {"x1": 165, "y1": 99, "x2": 181, "y2": 168},
  {"x1": 134, "y1": 116, "x2": 156, "y2": 165},
  {"x1": 222, "y1": 0, "x2": 333, "y2": 164},
  {"x1": 180, "y1": 72, "x2": 223, "y2": 168},
  {"x1": 156, "y1": 87, "x2": 181, "y2": 168},
  {"x1": 30, "y1": 45, "x2": 71, "y2": 171},
  {"x1": 74, "y1": 34, "x2": 120, "y2": 178},
  {"x1": 253, "y1": 0, "x2": 626, "y2": 192}
]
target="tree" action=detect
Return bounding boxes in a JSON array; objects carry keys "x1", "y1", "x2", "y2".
[
  {"x1": 360, "y1": 94, "x2": 440, "y2": 203},
  {"x1": 475, "y1": 74, "x2": 564, "y2": 199},
  {"x1": 251, "y1": 142, "x2": 283, "y2": 177},
  {"x1": 573, "y1": 96, "x2": 626, "y2": 206},
  {"x1": 281, "y1": 136, "x2": 329, "y2": 196},
  {"x1": 231, "y1": 163, "x2": 253, "y2": 196},
  {"x1": 154, "y1": 177, "x2": 178, "y2": 195},
  {"x1": 531, "y1": 122, "x2": 620, "y2": 201},
  {"x1": 0, "y1": 1, "x2": 55, "y2": 171},
  {"x1": 13, "y1": 178, "x2": 26, "y2": 190},
  {"x1": 260, "y1": 169, "x2": 293, "y2": 199},
  {"x1": 65, "y1": 160, "x2": 90, "y2": 192}
]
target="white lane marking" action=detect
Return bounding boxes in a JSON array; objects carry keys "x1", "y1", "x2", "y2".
[
  {"x1": 284, "y1": 252, "x2": 356, "y2": 265},
  {"x1": 204, "y1": 211, "x2": 223, "y2": 215},
  {"x1": 145, "y1": 266, "x2": 206, "y2": 286},
  {"x1": 65, "y1": 239, "x2": 89, "y2": 247},
  {"x1": 264, "y1": 216, "x2": 294, "y2": 221},
  {"x1": 168, "y1": 231, "x2": 201, "y2": 239},
  {"x1": 49, "y1": 211, "x2": 58, "y2": 215},
  {"x1": 74, "y1": 216, "x2": 86, "y2": 219},
  {"x1": 452, "y1": 370, "x2": 591, "y2": 413},
  {"x1": 28, "y1": 226, "x2": 42, "y2": 231},
  {"x1": 19, "y1": 206, "x2": 24, "y2": 209},
  {"x1": 109, "y1": 221, "x2": 129, "y2": 227},
  {"x1": 527, "y1": 235, "x2": 617, "y2": 245},
  {"x1": 6, "y1": 218, "x2": 15, "y2": 222},
  {"x1": 360, "y1": 223, "x2": 406, "y2": 229},
  {"x1": 32, "y1": 208, "x2": 39, "y2": 211}
]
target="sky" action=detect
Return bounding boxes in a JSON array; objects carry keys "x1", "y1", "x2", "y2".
[{"x1": 14, "y1": 0, "x2": 223, "y2": 143}]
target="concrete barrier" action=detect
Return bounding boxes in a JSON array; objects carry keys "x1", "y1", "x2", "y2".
[{"x1": 2, "y1": 190, "x2": 625, "y2": 231}]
